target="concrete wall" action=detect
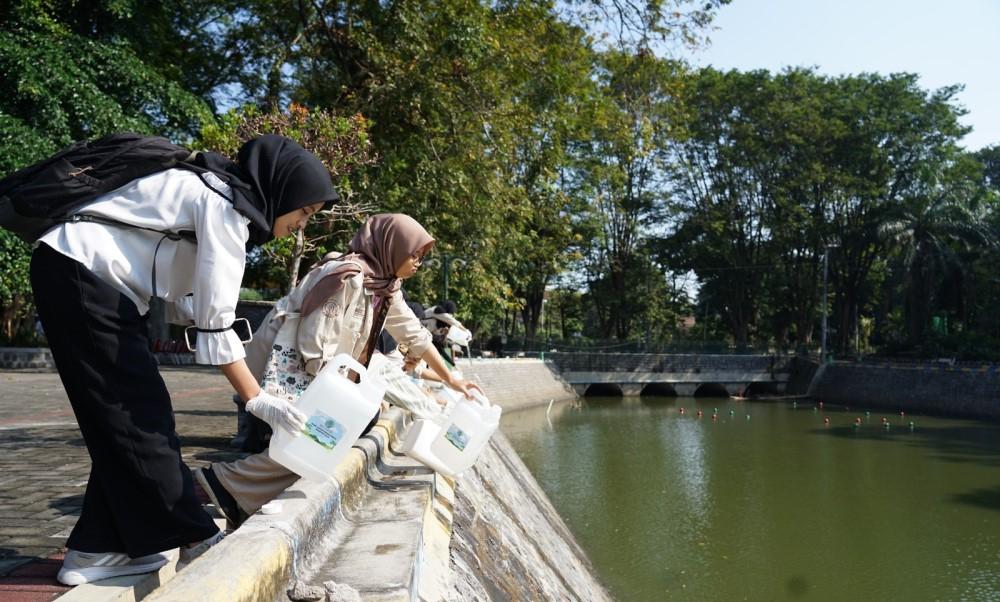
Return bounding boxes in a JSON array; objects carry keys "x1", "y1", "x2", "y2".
[
  {"x1": 446, "y1": 358, "x2": 610, "y2": 601},
  {"x1": 457, "y1": 358, "x2": 578, "y2": 411},
  {"x1": 0, "y1": 346, "x2": 53, "y2": 370},
  {"x1": 448, "y1": 433, "x2": 611, "y2": 601},
  {"x1": 145, "y1": 359, "x2": 605, "y2": 601},
  {"x1": 547, "y1": 352, "x2": 791, "y2": 373},
  {"x1": 785, "y1": 356, "x2": 820, "y2": 395},
  {"x1": 809, "y1": 361, "x2": 1000, "y2": 420}
]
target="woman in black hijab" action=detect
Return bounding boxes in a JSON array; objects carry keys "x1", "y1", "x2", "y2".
[
  {"x1": 30, "y1": 134, "x2": 336, "y2": 586},
  {"x1": 196, "y1": 134, "x2": 340, "y2": 247}
]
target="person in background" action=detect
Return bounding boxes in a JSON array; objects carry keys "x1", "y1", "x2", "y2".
[
  {"x1": 193, "y1": 214, "x2": 483, "y2": 526},
  {"x1": 31, "y1": 135, "x2": 338, "y2": 585},
  {"x1": 423, "y1": 300, "x2": 460, "y2": 366}
]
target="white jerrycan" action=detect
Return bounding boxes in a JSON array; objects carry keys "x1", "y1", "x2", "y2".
[
  {"x1": 401, "y1": 388, "x2": 501, "y2": 477},
  {"x1": 270, "y1": 354, "x2": 385, "y2": 481},
  {"x1": 446, "y1": 324, "x2": 472, "y2": 346}
]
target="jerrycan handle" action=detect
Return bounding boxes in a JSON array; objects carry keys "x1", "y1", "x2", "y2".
[
  {"x1": 470, "y1": 389, "x2": 492, "y2": 408},
  {"x1": 326, "y1": 353, "x2": 386, "y2": 408},
  {"x1": 326, "y1": 353, "x2": 368, "y2": 381}
]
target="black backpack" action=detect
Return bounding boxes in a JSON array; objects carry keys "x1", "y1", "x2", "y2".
[{"x1": 0, "y1": 132, "x2": 211, "y2": 243}]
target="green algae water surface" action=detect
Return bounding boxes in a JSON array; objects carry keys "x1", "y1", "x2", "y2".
[{"x1": 501, "y1": 397, "x2": 1000, "y2": 601}]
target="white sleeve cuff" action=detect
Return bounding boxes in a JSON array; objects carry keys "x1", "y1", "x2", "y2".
[{"x1": 195, "y1": 328, "x2": 247, "y2": 365}]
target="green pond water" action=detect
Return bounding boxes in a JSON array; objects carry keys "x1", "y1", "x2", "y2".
[{"x1": 500, "y1": 397, "x2": 1000, "y2": 601}]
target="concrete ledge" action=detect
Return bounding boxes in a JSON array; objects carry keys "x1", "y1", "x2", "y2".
[
  {"x1": 0, "y1": 346, "x2": 196, "y2": 369},
  {"x1": 143, "y1": 407, "x2": 438, "y2": 602},
  {"x1": 59, "y1": 549, "x2": 182, "y2": 602},
  {"x1": 144, "y1": 438, "x2": 370, "y2": 601},
  {"x1": 0, "y1": 346, "x2": 55, "y2": 370}
]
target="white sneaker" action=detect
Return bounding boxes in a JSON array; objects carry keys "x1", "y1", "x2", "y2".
[
  {"x1": 178, "y1": 530, "x2": 225, "y2": 564},
  {"x1": 57, "y1": 549, "x2": 168, "y2": 586}
]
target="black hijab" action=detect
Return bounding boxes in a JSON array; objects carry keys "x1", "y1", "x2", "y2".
[{"x1": 193, "y1": 135, "x2": 339, "y2": 247}]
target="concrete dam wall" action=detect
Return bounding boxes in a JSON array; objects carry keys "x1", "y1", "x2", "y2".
[
  {"x1": 456, "y1": 357, "x2": 578, "y2": 410},
  {"x1": 448, "y1": 433, "x2": 610, "y2": 600},
  {"x1": 809, "y1": 360, "x2": 1000, "y2": 420},
  {"x1": 444, "y1": 359, "x2": 607, "y2": 599},
  {"x1": 546, "y1": 352, "x2": 792, "y2": 397}
]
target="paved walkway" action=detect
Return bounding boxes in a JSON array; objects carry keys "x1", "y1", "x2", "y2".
[{"x1": 0, "y1": 367, "x2": 246, "y2": 601}]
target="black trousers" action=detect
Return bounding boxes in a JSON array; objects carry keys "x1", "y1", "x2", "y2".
[{"x1": 31, "y1": 244, "x2": 218, "y2": 556}]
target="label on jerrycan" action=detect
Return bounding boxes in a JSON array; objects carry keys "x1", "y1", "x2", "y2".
[
  {"x1": 304, "y1": 410, "x2": 346, "y2": 450},
  {"x1": 444, "y1": 424, "x2": 470, "y2": 451}
]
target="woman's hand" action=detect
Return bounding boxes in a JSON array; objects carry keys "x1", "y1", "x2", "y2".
[
  {"x1": 246, "y1": 390, "x2": 308, "y2": 433},
  {"x1": 419, "y1": 341, "x2": 484, "y2": 398},
  {"x1": 447, "y1": 376, "x2": 484, "y2": 400}
]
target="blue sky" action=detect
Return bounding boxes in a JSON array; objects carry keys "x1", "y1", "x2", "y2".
[{"x1": 678, "y1": 0, "x2": 1000, "y2": 151}]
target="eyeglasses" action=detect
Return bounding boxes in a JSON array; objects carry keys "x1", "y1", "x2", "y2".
[{"x1": 410, "y1": 253, "x2": 425, "y2": 266}]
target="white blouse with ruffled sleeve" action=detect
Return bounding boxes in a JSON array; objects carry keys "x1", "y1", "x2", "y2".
[{"x1": 37, "y1": 168, "x2": 251, "y2": 365}]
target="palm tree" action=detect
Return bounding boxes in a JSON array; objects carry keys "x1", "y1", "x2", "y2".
[{"x1": 881, "y1": 188, "x2": 993, "y2": 345}]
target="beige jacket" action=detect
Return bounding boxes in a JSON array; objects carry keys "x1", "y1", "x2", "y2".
[{"x1": 244, "y1": 259, "x2": 432, "y2": 379}]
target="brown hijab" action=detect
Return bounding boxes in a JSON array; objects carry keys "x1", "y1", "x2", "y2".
[{"x1": 301, "y1": 213, "x2": 434, "y2": 316}]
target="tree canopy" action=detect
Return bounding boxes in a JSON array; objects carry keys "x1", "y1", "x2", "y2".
[{"x1": 2, "y1": 0, "x2": 998, "y2": 359}]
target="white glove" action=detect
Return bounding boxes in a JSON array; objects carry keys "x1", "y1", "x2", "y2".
[{"x1": 245, "y1": 390, "x2": 307, "y2": 433}]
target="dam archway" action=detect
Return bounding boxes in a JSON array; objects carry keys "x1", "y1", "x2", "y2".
[{"x1": 583, "y1": 382, "x2": 624, "y2": 397}]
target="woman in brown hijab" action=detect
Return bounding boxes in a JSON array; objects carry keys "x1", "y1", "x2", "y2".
[{"x1": 195, "y1": 214, "x2": 482, "y2": 526}]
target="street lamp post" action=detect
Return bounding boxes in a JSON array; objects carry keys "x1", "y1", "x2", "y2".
[
  {"x1": 820, "y1": 244, "x2": 839, "y2": 363},
  {"x1": 424, "y1": 254, "x2": 467, "y2": 301}
]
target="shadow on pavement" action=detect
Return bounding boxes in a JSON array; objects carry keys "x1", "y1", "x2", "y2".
[{"x1": 49, "y1": 494, "x2": 83, "y2": 517}]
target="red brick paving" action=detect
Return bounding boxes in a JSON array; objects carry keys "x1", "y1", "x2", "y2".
[{"x1": 0, "y1": 553, "x2": 69, "y2": 601}]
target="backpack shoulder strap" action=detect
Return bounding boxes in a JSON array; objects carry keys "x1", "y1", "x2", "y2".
[{"x1": 61, "y1": 213, "x2": 196, "y2": 243}]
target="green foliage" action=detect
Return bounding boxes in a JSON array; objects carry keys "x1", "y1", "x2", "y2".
[
  {"x1": 0, "y1": 2, "x2": 213, "y2": 176},
  {"x1": 975, "y1": 145, "x2": 1000, "y2": 193},
  {"x1": 20, "y1": 0, "x2": 1000, "y2": 359},
  {"x1": 238, "y1": 287, "x2": 264, "y2": 301},
  {"x1": 0, "y1": 230, "x2": 34, "y2": 342},
  {"x1": 198, "y1": 103, "x2": 376, "y2": 292},
  {"x1": 565, "y1": 0, "x2": 731, "y2": 49},
  {"x1": 659, "y1": 66, "x2": 992, "y2": 354},
  {"x1": 238, "y1": 0, "x2": 616, "y2": 328},
  {"x1": 0, "y1": 0, "x2": 217, "y2": 344},
  {"x1": 575, "y1": 51, "x2": 684, "y2": 339}
]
